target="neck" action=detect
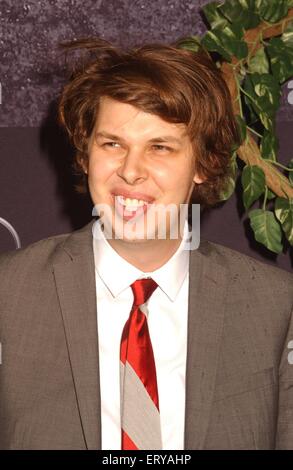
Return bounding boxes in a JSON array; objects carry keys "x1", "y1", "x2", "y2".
[{"x1": 107, "y1": 236, "x2": 183, "y2": 272}]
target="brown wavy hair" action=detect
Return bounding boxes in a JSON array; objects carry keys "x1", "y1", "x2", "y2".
[{"x1": 58, "y1": 37, "x2": 240, "y2": 208}]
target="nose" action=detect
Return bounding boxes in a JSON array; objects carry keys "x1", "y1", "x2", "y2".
[{"x1": 116, "y1": 148, "x2": 148, "y2": 185}]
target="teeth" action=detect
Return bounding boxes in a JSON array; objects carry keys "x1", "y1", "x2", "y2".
[
  {"x1": 124, "y1": 197, "x2": 145, "y2": 206},
  {"x1": 116, "y1": 195, "x2": 148, "y2": 209}
]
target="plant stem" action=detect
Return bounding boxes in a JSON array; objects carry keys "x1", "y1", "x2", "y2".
[
  {"x1": 262, "y1": 186, "x2": 268, "y2": 211},
  {"x1": 262, "y1": 16, "x2": 290, "y2": 33},
  {"x1": 234, "y1": 72, "x2": 243, "y2": 119},
  {"x1": 239, "y1": 85, "x2": 261, "y2": 111},
  {"x1": 219, "y1": 8, "x2": 293, "y2": 200},
  {"x1": 246, "y1": 31, "x2": 263, "y2": 67},
  {"x1": 247, "y1": 126, "x2": 262, "y2": 139},
  {"x1": 264, "y1": 160, "x2": 293, "y2": 171}
]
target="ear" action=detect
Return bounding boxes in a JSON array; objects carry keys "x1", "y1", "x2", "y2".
[{"x1": 193, "y1": 172, "x2": 205, "y2": 185}]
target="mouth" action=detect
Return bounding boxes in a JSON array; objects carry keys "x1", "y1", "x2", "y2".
[{"x1": 111, "y1": 193, "x2": 154, "y2": 221}]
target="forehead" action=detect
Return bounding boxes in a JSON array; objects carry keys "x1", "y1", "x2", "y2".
[{"x1": 94, "y1": 96, "x2": 189, "y2": 141}]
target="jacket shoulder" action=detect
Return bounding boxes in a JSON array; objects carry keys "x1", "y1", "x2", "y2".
[
  {"x1": 199, "y1": 238, "x2": 293, "y2": 295},
  {"x1": 0, "y1": 232, "x2": 70, "y2": 264},
  {"x1": 198, "y1": 239, "x2": 293, "y2": 347},
  {"x1": 0, "y1": 232, "x2": 72, "y2": 292}
]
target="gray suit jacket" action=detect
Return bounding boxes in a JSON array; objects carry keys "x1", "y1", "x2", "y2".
[{"x1": 0, "y1": 219, "x2": 292, "y2": 450}]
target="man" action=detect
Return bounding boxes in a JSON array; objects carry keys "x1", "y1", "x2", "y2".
[{"x1": 0, "y1": 38, "x2": 292, "y2": 450}]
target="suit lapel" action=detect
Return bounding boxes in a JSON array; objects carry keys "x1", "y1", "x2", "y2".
[
  {"x1": 184, "y1": 240, "x2": 228, "y2": 449},
  {"x1": 52, "y1": 220, "x2": 101, "y2": 450}
]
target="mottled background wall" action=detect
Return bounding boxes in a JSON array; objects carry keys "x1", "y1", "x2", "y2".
[{"x1": 0, "y1": 0, "x2": 292, "y2": 270}]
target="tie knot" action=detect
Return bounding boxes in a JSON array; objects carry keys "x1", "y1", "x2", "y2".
[{"x1": 130, "y1": 278, "x2": 158, "y2": 307}]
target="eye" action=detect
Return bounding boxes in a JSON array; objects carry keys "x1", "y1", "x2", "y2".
[
  {"x1": 152, "y1": 144, "x2": 173, "y2": 152},
  {"x1": 102, "y1": 141, "x2": 121, "y2": 148}
]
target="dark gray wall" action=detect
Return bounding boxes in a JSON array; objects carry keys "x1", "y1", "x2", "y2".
[{"x1": 0, "y1": 0, "x2": 292, "y2": 271}]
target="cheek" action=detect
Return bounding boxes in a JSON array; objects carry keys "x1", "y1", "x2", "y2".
[
  {"x1": 88, "y1": 155, "x2": 114, "y2": 181},
  {"x1": 154, "y1": 162, "x2": 193, "y2": 190}
]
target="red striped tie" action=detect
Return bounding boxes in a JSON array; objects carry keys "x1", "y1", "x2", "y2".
[{"x1": 120, "y1": 278, "x2": 162, "y2": 450}]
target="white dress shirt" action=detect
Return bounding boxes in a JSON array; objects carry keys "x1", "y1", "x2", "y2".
[{"x1": 92, "y1": 219, "x2": 190, "y2": 450}]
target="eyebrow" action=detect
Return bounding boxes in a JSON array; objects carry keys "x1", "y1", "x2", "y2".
[{"x1": 95, "y1": 131, "x2": 183, "y2": 145}]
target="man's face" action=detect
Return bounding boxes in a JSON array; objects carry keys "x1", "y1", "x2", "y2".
[{"x1": 85, "y1": 96, "x2": 203, "y2": 243}]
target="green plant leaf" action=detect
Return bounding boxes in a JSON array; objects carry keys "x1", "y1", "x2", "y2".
[
  {"x1": 255, "y1": 0, "x2": 289, "y2": 23},
  {"x1": 224, "y1": 23, "x2": 248, "y2": 59},
  {"x1": 267, "y1": 188, "x2": 276, "y2": 200},
  {"x1": 220, "y1": 152, "x2": 238, "y2": 201},
  {"x1": 275, "y1": 197, "x2": 293, "y2": 245},
  {"x1": 235, "y1": 114, "x2": 247, "y2": 145},
  {"x1": 266, "y1": 37, "x2": 293, "y2": 84},
  {"x1": 202, "y1": 1, "x2": 228, "y2": 29},
  {"x1": 241, "y1": 164, "x2": 266, "y2": 209},
  {"x1": 282, "y1": 19, "x2": 293, "y2": 45},
  {"x1": 243, "y1": 73, "x2": 281, "y2": 130},
  {"x1": 260, "y1": 130, "x2": 279, "y2": 161},
  {"x1": 201, "y1": 30, "x2": 232, "y2": 61},
  {"x1": 249, "y1": 208, "x2": 283, "y2": 253},
  {"x1": 176, "y1": 35, "x2": 202, "y2": 52},
  {"x1": 288, "y1": 0, "x2": 293, "y2": 7},
  {"x1": 248, "y1": 46, "x2": 269, "y2": 74},
  {"x1": 254, "y1": 75, "x2": 281, "y2": 110},
  {"x1": 201, "y1": 23, "x2": 248, "y2": 62},
  {"x1": 260, "y1": 113, "x2": 274, "y2": 131},
  {"x1": 219, "y1": 0, "x2": 261, "y2": 29},
  {"x1": 220, "y1": 176, "x2": 236, "y2": 201},
  {"x1": 243, "y1": 94, "x2": 260, "y2": 126}
]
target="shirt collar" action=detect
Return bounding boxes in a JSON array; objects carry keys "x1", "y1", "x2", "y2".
[{"x1": 93, "y1": 218, "x2": 190, "y2": 302}]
